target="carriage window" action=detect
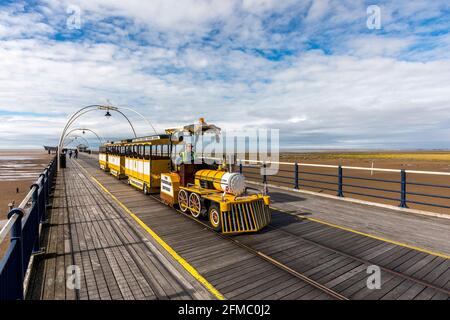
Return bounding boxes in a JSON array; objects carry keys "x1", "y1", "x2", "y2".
[{"x1": 162, "y1": 144, "x2": 169, "y2": 157}]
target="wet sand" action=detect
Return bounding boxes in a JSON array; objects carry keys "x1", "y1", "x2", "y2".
[
  {"x1": 0, "y1": 150, "x2": 53, "y2": 220},
  {"x1": 0, "y1": 150, "x2": 53, "y2": 258}
]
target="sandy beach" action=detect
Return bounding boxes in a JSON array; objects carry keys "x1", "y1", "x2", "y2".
[
  {"x1": 0, "y1": 150, "x2": 53, "y2": 258},
  {"x1": 0, "y1": 150, "x2": 53, "y2": 222}
]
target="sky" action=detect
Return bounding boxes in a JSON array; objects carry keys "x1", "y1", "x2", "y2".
[{"x1": 0, "y1": 0, "x2": 450, "y2": 150}]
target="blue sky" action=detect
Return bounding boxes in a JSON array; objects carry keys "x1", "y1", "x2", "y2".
[{"x1": 0, "y1": 0, "x2": 450, "y2": 149}]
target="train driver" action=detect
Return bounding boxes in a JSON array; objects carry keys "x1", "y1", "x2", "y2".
[{"x1": 178, "y1": 143, "x2": 197, "y2": 164}]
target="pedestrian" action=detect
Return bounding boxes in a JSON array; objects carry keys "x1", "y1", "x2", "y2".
[
  {"x1": 69, "y1": 150, "x2": 72, "y2": 158},
  {"x1": 75, "y1": 149, "x2": 78, "y2": 159}
]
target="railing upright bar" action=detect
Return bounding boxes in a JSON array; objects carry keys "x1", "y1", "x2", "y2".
[
  {"x1": 294, "y1": 162, "x2": 299, "y2": 189},
  {"x1": 337, "y1": 166, "x2": 344, "y2": 197},
  {"x1": 39, "y1": 174, "x2": 46, "y2": 217},
  {"x1": 262, "y1": 163, "x2": 267, "y2": 184},
  {"x1": 45, "y1": 169, "x2": 50, "y2": 206},
  {"x1": 7, "y1": 209, "x2": 24, "y2": 300},
  {"x1": 31, "y1": 185, "x2": 40, "y2": 253},
  {"x1": 400, "y1": 169, "x2": 408, "y2": 208}
]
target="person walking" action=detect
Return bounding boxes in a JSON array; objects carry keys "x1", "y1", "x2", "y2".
[
  {"x1": 74, "y1": 149, "x2": 78, "y2": 159},
  {"x1": 69, "y1": 150, "x2": 73, "y2": 159}
]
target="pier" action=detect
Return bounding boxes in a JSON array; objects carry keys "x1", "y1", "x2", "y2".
[{"x1": 1, "y1": 154, "x2": 450, "y2": 300}]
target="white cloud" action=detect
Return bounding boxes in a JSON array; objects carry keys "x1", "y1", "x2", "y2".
[
  {"x1": 0, "y1": 0, "x2": 450, "y2": 149},
  {"x1": 305, "y1": 0, "x2": 330, "y2": 22}
]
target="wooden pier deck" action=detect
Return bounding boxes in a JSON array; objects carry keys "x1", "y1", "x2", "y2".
[
  {"x1": 26, "y1": 159, "x2": 214, "y2": 300},
  {"x1": 26, "y1": 154, "x2": 450, "y2": 300}
]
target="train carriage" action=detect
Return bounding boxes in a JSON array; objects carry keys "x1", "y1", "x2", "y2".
[
  {"x1": 123, "y1": 135, "x2": 174, "y2": 194},
  {"x1": 106, "y1": 143, "x2": 126, "y2": 178},
  {"x1": 98, "y1": 146, "x2": 109, "y2": 172}
]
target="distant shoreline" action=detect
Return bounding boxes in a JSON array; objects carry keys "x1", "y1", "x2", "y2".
[
  {"x1": 279, "y1": 149, "x2": 450, "y2": 153},
  {"x1": 1, "y1": 148, "x2": 450, "y2": 153}
]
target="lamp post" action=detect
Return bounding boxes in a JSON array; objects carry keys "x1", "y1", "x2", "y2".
[{"x1": 57, "y1": 104, "x2": 156, "y2": 171}]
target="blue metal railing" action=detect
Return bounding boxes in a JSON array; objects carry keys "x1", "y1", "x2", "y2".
[
  {"x1": 0, "y1": 156, "x2": 57, "y2": 300},
  {"x1": 238, "y1": 160, "x2": 450, "y2": 212}
]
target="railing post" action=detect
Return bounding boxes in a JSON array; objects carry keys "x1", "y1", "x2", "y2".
[
  {"x1": 294, "y1": 162, "x2": 299, "y2": 189},
  {"x1": 262, "y1": 163, "x2": 268, "y2": 195},
  {"x1": 7, "y1": 208, "x2": 24, "y2": 300},
  {"x1": 262, "y1": 163, "x2": 267, "y2": 184},
  {"x1": 399, "y1": 169, "x2": 408, "y2": 208},
  {"x1": 337, "y1": 165, "x2": 344, "y2": 197},
  {"x1": 239, "y1": 163, "x2": 243, "y2": 175},
  {"x1": 30, "y1": 185, "x2": 41, "y2": 253},
  {"x1": 39, "y1": 174, "x2": 46, "y2": 215},
  {"x1": 45, "y1": 169, "x2": 50, "y2": 206}
]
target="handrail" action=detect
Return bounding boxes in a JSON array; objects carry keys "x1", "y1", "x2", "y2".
[
  {"x1": 236, "y1": 157, "x2": 450, "y2": 213},
  {"x1": 0, "y1": 155, "x2": 57, "y2": 300},
  {"x1": 0, "y1": 215, "x2": 18, "y2": 244},
  {"x1": 18, "y1": 185, "x2": 38, "y2": 209},
  {"x1": 202, "y1": 156, "x2": 450, "y2": 177},
  {"x1": 1, "y1": 183, "x2": 36, "y2": 243}
]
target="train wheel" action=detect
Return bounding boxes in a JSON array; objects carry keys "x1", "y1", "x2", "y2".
[
  {"x1": 189, "y1": 193, "x2": 201, "y2": 218},
  {"x1": 208, "y1": 204, "x2": 221, "y2": 231},
  {"x1": 178, "y1": 190, "x2": 189, "y2": 212}
]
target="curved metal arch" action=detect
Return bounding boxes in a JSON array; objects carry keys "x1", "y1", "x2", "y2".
[
  {"x1": 114, "y1": 109, "x2": 138, "y2": 137},
  {"x1": 58, "y1": 104, "x2": 154, "y2": 170},
  {"x1": 64, "y1": 135, "x2": 90, "y2": 148},
  {"x1": 65, "y1": 109, "x2": 137, "y2": 138},
  {"x1": 63, "y1": 128, "x2": 104, "y2": 146},
  {"x1": 117, "y1": 106, "x2": 158, "y2": 134}
]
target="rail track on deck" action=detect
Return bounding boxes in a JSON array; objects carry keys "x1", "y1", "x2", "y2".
[
  {"x1": 145, "y1": 192, "x2": 348, "y2": 300},
  {"x1": 147, "y1": 192, "x2": 450, "y2": 300},
  {"x1": 78, "y1": 155, "x2": 450, "y2": 300}
]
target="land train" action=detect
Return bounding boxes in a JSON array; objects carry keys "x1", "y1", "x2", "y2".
[{"x1": 98, "y1": 120, "x2": 271, "y2": 234}]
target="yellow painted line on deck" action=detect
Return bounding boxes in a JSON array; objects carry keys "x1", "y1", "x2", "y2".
[
  {"x1": 270, "y1": 206, "x2": 450, "y2": 260},
  {"x1": 92, "y1": 176, "x2": 225, "y2": 300},
  {"x1": 72, "y1": 160, "x2": 225, "y2": 300}
]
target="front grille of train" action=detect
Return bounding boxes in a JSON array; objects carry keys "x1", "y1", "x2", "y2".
[{"x1": 222, "y1": 199, "x2": 271, "y2": 233}]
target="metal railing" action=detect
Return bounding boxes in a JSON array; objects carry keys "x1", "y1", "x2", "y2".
[
  {"x1": 0, "y1": 156, "x2": 57, "y2": 300},
  {"x1": 235, "y1": 159, "x2": 450, "y2": 213}
]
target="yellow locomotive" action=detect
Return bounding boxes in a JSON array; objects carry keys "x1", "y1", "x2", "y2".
[{"x1": 98, "y1": 119, "x2": 271, "y2": 234}]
